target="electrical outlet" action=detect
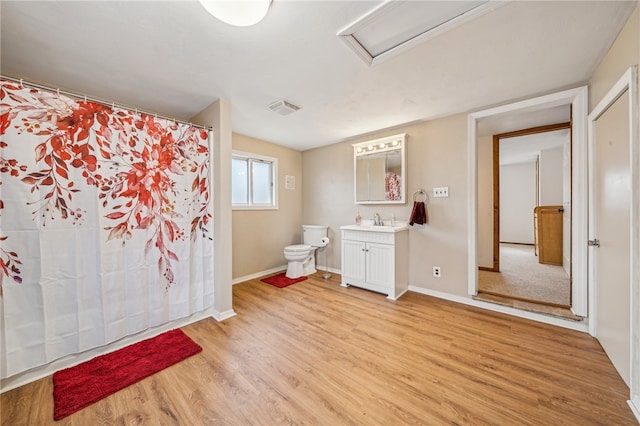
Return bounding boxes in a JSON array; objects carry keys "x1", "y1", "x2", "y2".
[
  {"x1": 433, "y1": 187, "x2": 449, "y2": 198},
  {"x1": 433, "y1": 266, "x2": 441, "y2": 278}
]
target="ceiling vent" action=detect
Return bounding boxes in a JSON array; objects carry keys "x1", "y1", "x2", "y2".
[{"x1": 268, "y1": 99, "x2": 301, "y2": 116}]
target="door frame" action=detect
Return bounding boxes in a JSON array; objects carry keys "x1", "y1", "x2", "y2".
[
  {"x1": 468, "y1": 86, "x2": 589, "y2": 316},
  {"x1": 587, "y1": 65, "x2": 638, "y2": 414}
]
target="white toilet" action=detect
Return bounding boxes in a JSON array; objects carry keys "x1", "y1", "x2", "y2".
[{"x1": 284, "y1": 225, "x2": 329, "y2": 279}]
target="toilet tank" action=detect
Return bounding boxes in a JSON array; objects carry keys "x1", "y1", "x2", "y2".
[{"x1": 302, "y1": 225, "x2": 328, "y2": 246}]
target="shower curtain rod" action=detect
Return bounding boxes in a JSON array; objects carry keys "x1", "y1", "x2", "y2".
[{"x1": 1, "y1": 75, "x2": 213, "y2": 131}]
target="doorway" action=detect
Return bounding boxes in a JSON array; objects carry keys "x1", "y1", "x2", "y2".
[
  {"x1": 476, "y1": 122, "x2": 576, "y2": 318},
  {"x1": 468, "y1": 86, "x2": 589, "y2": 320}
]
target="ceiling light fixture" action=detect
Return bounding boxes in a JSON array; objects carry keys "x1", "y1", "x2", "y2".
[{"x1": 198, "y1": 0, "x2": 272, "y2": 27}]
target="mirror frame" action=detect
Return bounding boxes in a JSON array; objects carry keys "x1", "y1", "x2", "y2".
[{"x1": 353, "y1": 133, "x2": 407, "y2": 204}]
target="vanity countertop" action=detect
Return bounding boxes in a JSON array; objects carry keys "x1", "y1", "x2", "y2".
[{"x1": 341, "y1": 224, "x2": 409, "y2": 233}]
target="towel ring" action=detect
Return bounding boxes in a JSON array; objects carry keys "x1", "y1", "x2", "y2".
[{"x1": 413, "y1": 189, "x2": 428, "y2": 203}]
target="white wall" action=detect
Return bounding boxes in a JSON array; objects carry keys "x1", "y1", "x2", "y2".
[
  {"x1": 303, "y1": 114, "x2": 470, "y2": 297},
  {"x1": 500, "y1": 162, "x2": 536, "y2": 244},
  {"x1": 231, "y1": 134, "x2": 303, "y2": 281},
  {"x1": 539, "y1": 146, "x2": 564, "y2": 205}
]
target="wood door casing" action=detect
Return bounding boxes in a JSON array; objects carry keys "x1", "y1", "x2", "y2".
[{"x1": 486, "y1": 122, "x2": 571, "y2": 272}]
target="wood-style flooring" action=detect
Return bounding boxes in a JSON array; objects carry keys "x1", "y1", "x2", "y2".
[{"x1": 1, "y1": 271, "x2": 636, "y2": 425}]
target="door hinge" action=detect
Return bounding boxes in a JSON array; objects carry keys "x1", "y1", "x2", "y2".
[{"x1": 588, "y1": 239, "x2": 600, "y2": 247}]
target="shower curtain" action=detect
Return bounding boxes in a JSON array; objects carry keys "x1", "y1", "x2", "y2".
[{"x1": 0, "y1": 80, "x2": 214, "y2": 378}]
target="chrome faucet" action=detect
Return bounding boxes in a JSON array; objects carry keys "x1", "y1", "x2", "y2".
[{"x1": 374, "y1": 213, "x2": 382, "y2": 226}]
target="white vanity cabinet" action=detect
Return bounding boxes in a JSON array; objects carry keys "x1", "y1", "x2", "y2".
[{"x1": 340, "y1": 225, "x2": 409, "y2": 300}]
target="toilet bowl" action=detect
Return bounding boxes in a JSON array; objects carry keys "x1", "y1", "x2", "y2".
[
  {"x1": 284, "y1": 225, "x2": 329, "y2": 279},
  {"x1": 284, "y1": 244, "x2": 317, "y2": 278}
]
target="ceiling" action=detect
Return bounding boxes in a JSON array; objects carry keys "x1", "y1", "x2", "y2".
[
  {"x1": 1, "y1": 1, "x2": 637, "y2": 151},
  {"x1": 500, "y1": 128, "x2": 570, "y2": 166}
]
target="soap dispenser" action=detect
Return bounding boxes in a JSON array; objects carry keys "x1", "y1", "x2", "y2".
[{"x1": 356, "y1": 211, "x2": 362, "y2": 226}]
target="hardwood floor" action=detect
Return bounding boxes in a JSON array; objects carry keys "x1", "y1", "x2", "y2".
[{"x1": 1, "y1": 271, "x2": 636, "y2": 425}]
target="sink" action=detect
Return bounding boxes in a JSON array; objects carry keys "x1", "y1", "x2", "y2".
[{"x1": 341, "y1": 224, "x2": 408, "y2": 233}]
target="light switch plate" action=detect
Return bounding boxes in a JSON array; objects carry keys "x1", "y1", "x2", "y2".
[
  {"x1": 433, "y1": 187, "x2": 449, "y2": 198},
  {"x1": 285, "y1": 175, "x2": 296, "y2": 190}
]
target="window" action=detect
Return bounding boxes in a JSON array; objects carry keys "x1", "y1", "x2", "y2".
[{"x1": 232, "y1": 151, "x2": 277, "y2": 210}]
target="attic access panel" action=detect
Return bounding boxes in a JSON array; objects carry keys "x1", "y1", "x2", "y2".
[{"x1": 338, "y1": 0, "x2": 499, "y2": 66}]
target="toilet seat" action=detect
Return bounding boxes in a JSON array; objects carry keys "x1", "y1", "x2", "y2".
[{"x1": 284, "y1": 244, "x2": 312, "y2": 252}]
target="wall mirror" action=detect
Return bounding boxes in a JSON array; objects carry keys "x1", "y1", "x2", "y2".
[{"x1": 353, "y1": 133, "x2": 407, "y2": 204}]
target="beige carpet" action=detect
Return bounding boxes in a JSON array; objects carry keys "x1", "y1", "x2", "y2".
[{"x1": 479, "y1": 243, "x2": 570, "y2": 307}]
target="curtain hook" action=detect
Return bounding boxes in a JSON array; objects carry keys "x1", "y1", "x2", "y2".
[
  {"x1": 57, "y1": 88, "x2": 60, "y2": 96},
  {"x1": 112, "y1": 102, "x2": 115, "y2": 109},
  {"x1": 84, "y1": 95, "x2": 87, "y2": 102},
  {"x1": 19, "y1": 78, "x2": 23, "y2": 86}
]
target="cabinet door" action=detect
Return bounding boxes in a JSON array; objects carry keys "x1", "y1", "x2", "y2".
[
  {"x1": 365, "y1": 242, "x2": 394, "y2": 287},
  {"x1": 342, "y1": 239, "x2": 366, "y2": 281}
]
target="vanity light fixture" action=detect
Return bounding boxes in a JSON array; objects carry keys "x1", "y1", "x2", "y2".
[{"x1": 198, "y1": 0, "x2": 272, "y2": 27}]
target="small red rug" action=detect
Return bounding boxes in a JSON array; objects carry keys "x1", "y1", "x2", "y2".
[
  {"x1": 52, "y1": 328, "x2": 202, "y2": 420},
  {"x1": 261, "y1": 272, "x2": 307, "y2": 288}
]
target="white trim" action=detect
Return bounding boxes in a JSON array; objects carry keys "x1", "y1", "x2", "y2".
[
  {"x1": 467, "y1": 86, "x2": 589, "y2": 316},
  {"x1": 468, "y1": 113, "x2": 479, "y2": 296},
  {"x1": 232, "y1": 266, "x2": 287, "y2": 285},
  {"x1": 232, "y1": 265, "x2": 342, "y2": 286},
  {"x1": 588, "y1": 65, "x2": 639, "y2": 410},
  {"x1": 0, "y1": 307, "x2": 225, "y2": 394},
  {"x1": 629, "y1": 395, "x2": 640, "y2": 423},
  {"x1": 212, "y1": 309, "x2": 237, "y2": 322},
  {"x1": 408, "y1": 286, "x2": 589, "y2": 333},
  {"x1": 232, "y1": 150, "x2": 278, "y2": 210},
  {"x1": 316, "y1": 265, "x2": 342, "y2": 276},
  {"x1": 353, "y1": 133, "x2": 407, "y2": 205},
  {"x1": 337, "y1": 1, "x2": 505, "y2": 67}
]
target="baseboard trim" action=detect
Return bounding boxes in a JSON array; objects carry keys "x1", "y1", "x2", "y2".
[
  {"x1": 408, "y1": 286, "x2": 589, "y2": 333},
  {"x1": 316, "y1": 265, "x2": 342, "y2": 275},
  {"x1": 213, "y1": 309, "x2": 237, "y2": 321},
  {"x1": 0, "y1": 307, "x2": 218, "y2": 394},
  {"x1": 232, "y1": 265, "x2": 342, "y2": 285},
  {"x1": 629, "y1": 396, "x2": 640, "y2": 422},
  {"x1": 232, "y1": 266, "x2": 287, "y2": 285}
]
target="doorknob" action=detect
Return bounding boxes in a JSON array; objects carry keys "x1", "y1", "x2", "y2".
[{"x1": 588, "y1": 239, "x2": 600, "y2": 247}]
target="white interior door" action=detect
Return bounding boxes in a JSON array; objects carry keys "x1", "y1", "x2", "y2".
[{"x1": 590, "y1": 90, "x2": 631, "y2": 386}]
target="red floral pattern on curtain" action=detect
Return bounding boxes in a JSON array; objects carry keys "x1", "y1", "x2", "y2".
[
  {"x1": 0, "y1": 80, "x2": 211, "y2": 292},
  {"x1": 0, "y1": 79, "x2": 214, "y2": 378}
]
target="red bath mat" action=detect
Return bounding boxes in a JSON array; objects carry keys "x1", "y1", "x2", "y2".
[
  {"x1": 261, "y1": 272, "x2": 307, "y2": 288},
  {"x1": 52, "y1": 328, "x2": 202, "y2": 420}
]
